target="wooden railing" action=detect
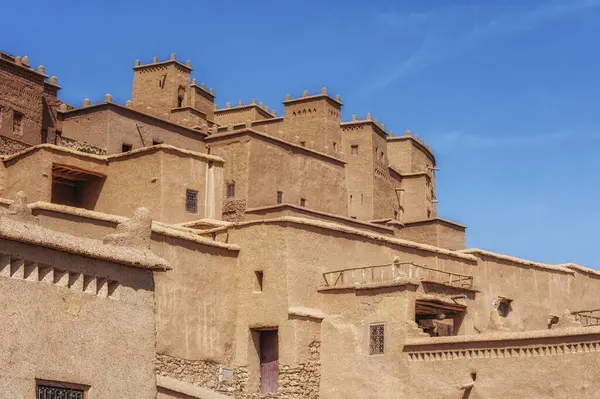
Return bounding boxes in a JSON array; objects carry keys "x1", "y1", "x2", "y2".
[
  {"x1": 322, "y1": 262, "x2": 473, "y2": 289},
  {"x1": 572, "y1": 309, "x2": 600, "y2": 327}
]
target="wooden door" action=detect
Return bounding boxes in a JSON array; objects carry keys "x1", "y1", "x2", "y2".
[{"x1": 259, "y1": 330, "x2": 279, "y2": 394}]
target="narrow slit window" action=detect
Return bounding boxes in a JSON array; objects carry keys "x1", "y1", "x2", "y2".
[
  {"x1": 254, "y1": 271, "x2": 264, "y2": 292},
  {"x1": 300, "y1": 141, "x2": 306, "y2": 147},
  {"x1": 300, "y1": 198, "x2": 306, "y2": 207},
  {"x1": 12, "y1": 111, "x2": 23, "y2": 135},
  {"x1": 226, "y1": 183, "x2": 235, "y2": 199},
  {"x1": 186, "y1": 189, "x2": 198, "y2": 213},
  {"x1": 277, "y1": 191, "x2": 283, "y2": 204},
  {"x1": 351, "y1": 145, "x2": 358, "y2": 156},
  {"x1": 122, "y1": 143, "x2": 132, "y2": 152},
  {"x1": 333, "y1": 142, "x2": 337, "y2": 152},
  {"x1": 369, "y1": 324, "x2": 385, "y2": 355}
]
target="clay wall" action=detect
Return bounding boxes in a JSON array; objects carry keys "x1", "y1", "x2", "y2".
[
  {"x1": 0, "y1": 59, "x2": 58, "y2": 146},
  {"x1": 1, "y1": 147, "x2": 222, "y2": 223},
  {"x1": 215, "y1": 106, "x2": 273, "y2": 127},
  {"x1": 399, "y1": 175, "x2": 430, "y2": 222},
  {"x1": 60, "y1": 106, "x2": 206, "y2": 154},
  {"x1": 0, "y1": 238, "x2": 157, "y2": 399},
  {"x1": 246, "y1": 137, "x2": 347, "y2": 214},
  {"x1": 168, "y1": 108, "x2": 206, "y2": 128},
  {"x1": 403, "y1": 329, "x2": 600, "y2": 399},
  {"x1": 208, "y1": 137, "x2": 250, "y2": 222},
  {"x1": 248, "y1": 118, "x2": 284, "y2": 137},
  {"x1": 26, "y1": 206, "x2": 239, "y2": 368},
  {"x1": 132, "y1": 62, "x2": 191, "y2": 119},
  {"x1": 281, "y1": 96, "x2": 342, "y2": 157},
  {"x1": 190, "y1": 86, "x2": 215, "y2": 121},
  {"x1": 397, "y1": 219, "x2": 466, "y2": 250},
  {"x1": 467, "y1": 254, "x2": 600, "y2": 334},
  {"x1": 342, "y1": 123, "x2": 375, "y2": 220}
]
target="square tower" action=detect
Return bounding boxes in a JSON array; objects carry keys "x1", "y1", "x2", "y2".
[{"x1": 131, "y1": 54, "x2": 194, "y2": 119}]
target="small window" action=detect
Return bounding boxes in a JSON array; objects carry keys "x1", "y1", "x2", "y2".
[
  {"x1": 497, "y1": 299, "x2": 511, "y2": 317},
  {"x1": 277, "y1": 191, "x2": 283, "y2": 204},
  {"x1": 254, "y1": 271, "x2": 264, "y2": 292},
  {"x1": 394, "y1": 210, "x2": 398, "y2": 220},
  {"x1": 226, "y1": 183, "x2": 235, "y2": 199},
  {"x1": 369, "y1": 323, "x2": 385, "y2": 355},
  {"x1": 300, "y1": 141, "x2": 306, "y2": 147},
  {"x1": 177, "y1": 95, "x2": 184, "y2": 108},
  {"x1": 152, "y1": 139, "x2": 163, "y2": 146},
  {"x1": 427, "y1": 210, "x2": 431, "y2": 218},
  {"x1": 351, "y1": 145, "x2": 358, "y2": 156},
  {"x1": 12, "y1": 111, "x2": 23, "y2": 135},
  {"x1": 300, "y1": 198, "x2": 306, "y2": 207},
  {"x1": 186, "y1": 189, "x2": 198, "y2": 213},
  {"x1": 177, "y1": 87, "x2": 185, "y2": 108},
  {"x1": 41, "y1": 128, "x2": 48, "y2": 143},
  {"x1": 333, "y1": 142, "x2": 337, "y2": 152},
  {"x1": 122, "y1": 143, "x2": 132, "y2": 152},
  {"x1": 37, "y1": 381, "x2": 85, "y2": 399}
]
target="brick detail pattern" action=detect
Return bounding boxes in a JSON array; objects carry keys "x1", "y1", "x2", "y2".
[
  {"x1": 57, "y1": 135, "x2": 107, "y2": 155},
  {"x1": 222, "y1": 199, "x2": 247, "y2": 222},
  {"x1": 406, "y1": 340, "x2": 600, "y2": 362},
  {"x1": 0, "y1": 135, "x2": 30, "y2": 154}
]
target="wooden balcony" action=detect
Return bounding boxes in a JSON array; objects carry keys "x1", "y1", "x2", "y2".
[{"x1": 321, "y1": 262, "x2": 473, "y2": 290}]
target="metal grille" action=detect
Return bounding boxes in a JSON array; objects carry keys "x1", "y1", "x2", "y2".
[
  {"x1": 186, "y1": 189, "x2": 198, "y2": 213},
  {"x1": 369, "y1": 324, "x2": 385, "y2": 355},
  {"x1": 37, "y1": 385, "x2": 84, "y2": 399}
]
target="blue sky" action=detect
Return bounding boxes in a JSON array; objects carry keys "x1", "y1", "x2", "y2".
[{"x1": 2, "y1": 0, "x2": 599, "y2": 267}]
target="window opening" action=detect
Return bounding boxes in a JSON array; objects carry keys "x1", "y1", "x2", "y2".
[
  {"x1": 12, "y1": 111, "x2": 23, "y2": 135},
  {"x1": 333, "y1": 142, "x2": 337, "y2": 152},
  {"x1": 226, "y1": 183, "x2": 235, "y2": 199},
  {"x1": 186, "y1": 189, "x2": 198, "y2": 213},
  {"x1": 276, "y1": 191, "x2": 283, "y2": 204},
  {"x1": 369, "y1": 324, "x2": 385, "y2": 355},
  {"x1": 300, "y1": 198, "x2": 306, "y2": 207},
  {"x1": 37, "y1": 382, "x2": 85, "y2": 399},
  {"x1": 394, "y1": 210, "x2": 398, "y2": 220},
  {"x1": 152, "y1": 139, "x2": 163, "y2": 146},
  {"x1": 351, "y1": 145, "x2": 358, "y2": 156},
  {"x1": 300, "y1": 141, "x2": 306, "y2": 147},
  {"x1": 122, "y1": 143, "x2": 132, "y2": 152},
  {"x1": 254, "y1": 271, "x2": 264, "y2": 292}
]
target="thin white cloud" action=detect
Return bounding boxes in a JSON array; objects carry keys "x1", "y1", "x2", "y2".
[{"x1": 366, "y1": 0, "x2": 600, "y2": 93}]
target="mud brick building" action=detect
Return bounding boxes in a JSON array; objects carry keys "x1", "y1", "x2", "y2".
[{"x1": 1, "y1": 50, "x2": 600, "y2": 399}]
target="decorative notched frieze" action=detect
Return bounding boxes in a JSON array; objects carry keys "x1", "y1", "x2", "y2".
[
  {"x1": 406, "y1": 340, "x2": 600, "y2": 362},
  {"x1": 292, "y1": 108, "x2": 317, "y2": 117},
  {"x1": 0, "y1": 253, "x2": 120, "y2": 299}
]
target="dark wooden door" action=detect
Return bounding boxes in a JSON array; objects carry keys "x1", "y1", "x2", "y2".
[{"x1": 259, "y1": 330, "x2": 279, "y2": 394}]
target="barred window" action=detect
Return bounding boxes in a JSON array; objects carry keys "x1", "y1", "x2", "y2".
[
  {"x1": 37, "y1": 384, "x2": 84, "y2": 399},
  {"x1": 369, "y1": 324, "x2": 385, "y2": 355},
  {"x1": 186, "y1": 189, "x2": 198, "y2": 213},
  {"x1": 226, "y1": 183, "x2": 235, "y2": 199}
]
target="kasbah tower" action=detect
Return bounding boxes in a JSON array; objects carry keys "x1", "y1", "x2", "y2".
[{"x1": 0, "y1": 48, "x2": 599, "y2": 399}]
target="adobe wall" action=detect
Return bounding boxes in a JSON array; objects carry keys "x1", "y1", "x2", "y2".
[
  {"x1": 0, "y1": 239, "x2": 157, "y2": 399},
  {"x1": 248, "y1": 118, "x2": 284, "y2": 137},
  {"x1": 244, "y1": 137, "x2": 347, "y2": 215},
  {"x1": 27, "y1": 206, "x2": 239, "y2": 369},
  {"x1": 0, "y1": 148, "x2": 107, "y2": 204},
  {"x1": 281, "y1": 96, "x2": 342, "y2": 157},
  {"x1": 0, "y1": 135, "x2": 30, "y2": 155},
  {"x1": 0, "y1": 60, "x2": 54, "y2": 145},
  {"x1": 132, "y1": 62, "x2": 191, "y2": 119},
  {"x1": 169, "y1": 107, "x2": 206, "y2": 128},
  {"x1": 400, "y1": 175, "x2": 431, "y2": 222},
  {"x1": 342, "y1": 123, "x2": 375, "y2": 220},
  {"x1": 60, "y1": 106, "x2": 206, "y2": 154},
  {"x1": 467, "y1": 254, "x2": 600, "y2": 334},
  {"x1": 157, "y1": 150, "x2": 224, "y2": 222},
  {"x1": 403, "y1": 328, "x2": 600, "y2": 398},
  {"x1": 397, "y1": 219, "x2": 466, "y2": 250},
  {"x1": 208, "y1": 137, "x2": 250, "y2": 222},
  {"x1": 215, "y1": 106, "x2": 273, "y2": 126}
]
